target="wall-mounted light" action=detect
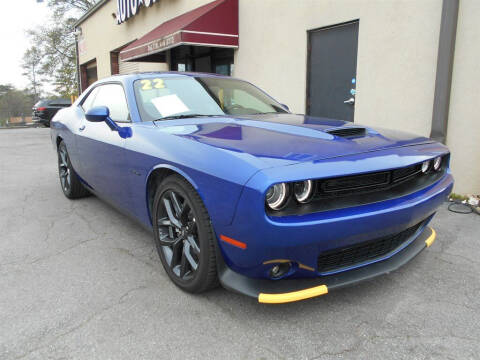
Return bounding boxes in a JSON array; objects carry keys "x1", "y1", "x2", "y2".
[{"x1": 73, "y1": 27, "x2": 82, "y2": 37}]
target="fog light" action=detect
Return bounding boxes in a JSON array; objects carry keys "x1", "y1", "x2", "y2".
[
  {"x1": 269, "y1": 262, "x2": 291, "y2": 279},
  {"x1": 421, "y1": 160, "x2": 431, "y2": 173},
  {"x1": 271, "y1": 265, "x2": 280, "y2": 276}
]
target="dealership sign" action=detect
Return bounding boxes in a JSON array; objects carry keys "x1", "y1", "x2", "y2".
[{"x1": 117, "y1": 0, "x2": 158, "y2": 24}]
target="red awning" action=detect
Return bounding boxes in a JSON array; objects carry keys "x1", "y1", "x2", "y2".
[{"x1": 119, "y1": 0, "x2": 238, "y2": 62}]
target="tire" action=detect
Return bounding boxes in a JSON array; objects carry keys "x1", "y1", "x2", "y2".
[
  {"x1": 57, "y1": 141, "x2": 89, "y2": 199},
  {"x1": 153, "y1": 174, "x2": 218, "y2": 293}
]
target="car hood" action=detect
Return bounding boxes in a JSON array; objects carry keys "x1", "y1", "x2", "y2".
[{"x1": 154, "y1": 113, "x2": 434, "y2": 168}]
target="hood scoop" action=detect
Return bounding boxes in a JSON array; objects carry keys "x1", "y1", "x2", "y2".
[{"x1": 325, "y1": 127, "x2": 367, "y2": 138}]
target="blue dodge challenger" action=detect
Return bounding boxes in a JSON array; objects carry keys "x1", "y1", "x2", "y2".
[{"x1": 51, "y1": 72, "x2": 453, "y2": 303}]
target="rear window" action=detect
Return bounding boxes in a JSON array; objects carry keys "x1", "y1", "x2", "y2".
[
  {"x1": 34, "y1": 100, "x2": 48, "y2": 107},
  {"x1": 49, "y1": 99, "x2": 71, "y2": 106},
  {"x1": 35, "y1": 99, "x2": 71, "y2": 107}
]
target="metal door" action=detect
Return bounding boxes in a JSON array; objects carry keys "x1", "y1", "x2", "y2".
[{"x1": 307, "y1": 21, "x2": 359, "y2": 122}]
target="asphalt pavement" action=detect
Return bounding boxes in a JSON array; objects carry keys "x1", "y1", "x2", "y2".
[{"x1": 0, "y1": 128, "x2": 479, "y2": 360}]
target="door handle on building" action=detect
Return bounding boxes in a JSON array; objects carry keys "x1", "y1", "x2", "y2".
[{"x1": 344, "y1": 97, "x2": 355, "y2": 105}]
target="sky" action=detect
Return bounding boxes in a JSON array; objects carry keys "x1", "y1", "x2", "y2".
[{"x1": 0, "y1": 1, "x2": 50, "y2": 90}]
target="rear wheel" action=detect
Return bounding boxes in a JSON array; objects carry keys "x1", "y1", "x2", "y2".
[
  {"x1": 57, "y1": 141, "x2": 89, "y2": 199},
  {"x1": 153, "y1": 175, "x2": 218, "y2": 293}
]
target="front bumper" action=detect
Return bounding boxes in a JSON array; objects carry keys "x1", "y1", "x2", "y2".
[
  {"x1": 219, "y1": 226, "x2": 436, "y2": 303},
  {"x1": 216, "y1": 171, "x2": 452, "y2": 279}
]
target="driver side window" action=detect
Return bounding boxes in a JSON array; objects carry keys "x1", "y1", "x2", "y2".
[
  {"x1": 91, "y1": 84, "x2": 130, "y2": 122},
  {"x1": 81, "y1": 87, "x2": 99, "y2": 113}
]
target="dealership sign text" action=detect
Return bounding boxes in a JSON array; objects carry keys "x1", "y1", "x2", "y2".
[{"x1": 117, "y1": 0, "x2": 158, "y2": 24}]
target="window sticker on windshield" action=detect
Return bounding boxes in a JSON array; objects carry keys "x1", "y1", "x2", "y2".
[
  {"x1": 153, "y1": 78, "x2": 165, "y2": 89},
  {"x1": 151, "y1": 94, "x2": 189, "y2": 117},
  {"x1": 140, "y1": 79, "x2": 152, "y2": 91},
  {"x1": 140, "y1": 79, "x2": 166, "y2": 91}
]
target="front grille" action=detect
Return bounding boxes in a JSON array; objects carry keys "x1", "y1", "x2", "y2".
[
  {"x1": 317, "y1": 221, "x2": 424, "y2": 273},
  {"x1": 316, "y1": 163, "x2": 422, "y2": 197},
  {"x1": 392, "y1": 164, "x2": 422, "y2": 182},
  {"x1": 269, "y1": 154, "x2": 449, "y2": 216},
  {"x1": 322, "y1": 171, "x2": 390, "y2": 193},
  {"x1": 325, "y1": 127, "x2": 367, "y2": 138}
]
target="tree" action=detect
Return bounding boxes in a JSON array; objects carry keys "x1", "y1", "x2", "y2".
[
  {"x1": 47, "y1": 0, "x2": 96, "y2": 16},
  {"x1": 22, "y1": 47, "x2": 43, "y2": 102},
  {"x1": 27, "y1": 17, "x2": 77, "y2": 98},
  {"x1": 0, "y1": 84, "x2": 14, "y2": 97},
  {"x1": 24, "y1": 0, "x2": 97, "y2": 98},
  {"x1": 0, "y1": 85, "x2": 34, "y2": 126}
]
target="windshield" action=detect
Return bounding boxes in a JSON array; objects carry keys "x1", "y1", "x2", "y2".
[{"x1": 133, "y1": 76, "x2": 288, "y2": 121}]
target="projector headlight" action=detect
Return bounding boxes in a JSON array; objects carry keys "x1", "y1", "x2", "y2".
[
  {"x1": 266, "y1": 183, "x2": 289, "y2": 210},
  {"x1": 421, "y1": 160, "x2": 431, "y2": 173},
  {"x1": 294, "y1": 180, "x2": 314, "y2": 203},
  {"x1": 433, "y1": 156, "x2": 442, "y2": 171}
]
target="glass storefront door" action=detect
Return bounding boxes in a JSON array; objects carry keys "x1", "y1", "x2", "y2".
[{"x1": 171, "y1": 46, "x2": 234, "y2": 75}]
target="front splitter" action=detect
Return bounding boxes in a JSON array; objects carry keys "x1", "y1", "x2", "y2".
[{"x1": 218, "y1": 227, "x2": 436, "y2": 304}]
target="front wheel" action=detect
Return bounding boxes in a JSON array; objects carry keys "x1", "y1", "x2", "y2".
[
  {"x1": 57, "y1": 141, "x2": 89, "y2": 199},
  {"x1": 153, "y1": 175, "x2": 218, "y2": 293}
]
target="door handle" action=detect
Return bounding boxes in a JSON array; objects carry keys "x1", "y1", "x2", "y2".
[
  {"x1": 344, "y1": 97, "x2": 355, "y2": 105},
  {"x1": 79, "y1": 125, "x2": 85, "y2": 131}
]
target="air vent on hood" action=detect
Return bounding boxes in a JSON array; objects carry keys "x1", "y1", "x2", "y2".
[{"x1": 325, "y1": 127, "x2": 367, "y2": 138}]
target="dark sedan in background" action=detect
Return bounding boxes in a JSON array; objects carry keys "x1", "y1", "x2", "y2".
[{"x1": 33, "y1": 99, "x2": 71, "y2": 127}]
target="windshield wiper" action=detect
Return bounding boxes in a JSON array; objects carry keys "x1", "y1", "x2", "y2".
[
  {"x1": 154, "y1": 114, "x2": 221, "y2": 121},
  {"x1": 249, "y1": 112, "x2": 283, "y2": 115}
]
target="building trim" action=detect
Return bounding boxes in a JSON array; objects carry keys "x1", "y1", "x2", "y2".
[
  {"x1": 430, "y1": 0, "x2": 459, "y2": 143},
  {"x1": 182, "y1": 30, "x2": 239, "y2": 38},
  {"x1": 121, "y1": 30, "x2": 238, "y2": 54},
  {"x1": 122, "y1": 42, "x2": 238, "y2": 62},
  {"x1": 74, "y1": 0, "x2": 110, "y2": 27}
]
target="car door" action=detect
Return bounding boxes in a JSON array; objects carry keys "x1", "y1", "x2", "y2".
[{"x1": 76, "y1": 83, "x2": 132, "y2": 210}]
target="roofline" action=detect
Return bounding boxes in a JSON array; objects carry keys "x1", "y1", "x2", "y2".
[
  {"x1": 99, "y1": 71, "x2": 235, "y2": 80},
  {"x1": 74, "y1": 0, "x2": 111, "y2": 28}
]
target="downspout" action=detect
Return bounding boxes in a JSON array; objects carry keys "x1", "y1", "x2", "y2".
[
  {"x1": 74, "y1": 27, "x2": 81, "y2": 96},
  {"x1": 430, "y1": 0, "x2": 459, "y2": 143}
]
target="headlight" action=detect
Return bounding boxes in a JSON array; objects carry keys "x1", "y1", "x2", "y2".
[
  {"x1": 433, "y1": 156, "x2": 442, "y2": 171},
  {"x1": 294, "y1": 180, "x2": 314, "y2": 203},
  {"x1": 266, "y1": 183, "x2": 289, "y2": 210},
  {"x1": 421, "y1": 160, "x2": 431, "y2": 173}
]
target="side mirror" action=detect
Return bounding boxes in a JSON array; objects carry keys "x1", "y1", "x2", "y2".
[
  {"x1": 85, "y1": 106, "x2": 109, "y2": 122},
  {"x1": 84, "y1": 106, "x2": 132, "y2": 139}
]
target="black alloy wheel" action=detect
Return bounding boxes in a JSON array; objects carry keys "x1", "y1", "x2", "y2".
[
  {"x1": 58, "y1": 143, "x2": 72, "y2": 195},
  {"x1": 57, "y1": 141, "x2": 89, "y2": 199},
  {"x1": 157, "y1": 190, "x2": 200, "y2": 280},
  {"x1": 153, "y1": 175, "x2": 218, "y2": 293}
]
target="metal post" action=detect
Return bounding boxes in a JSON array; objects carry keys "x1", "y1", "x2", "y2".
[{"x1": 430, "y1": 0, "x2": 460, "y2": 143}]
